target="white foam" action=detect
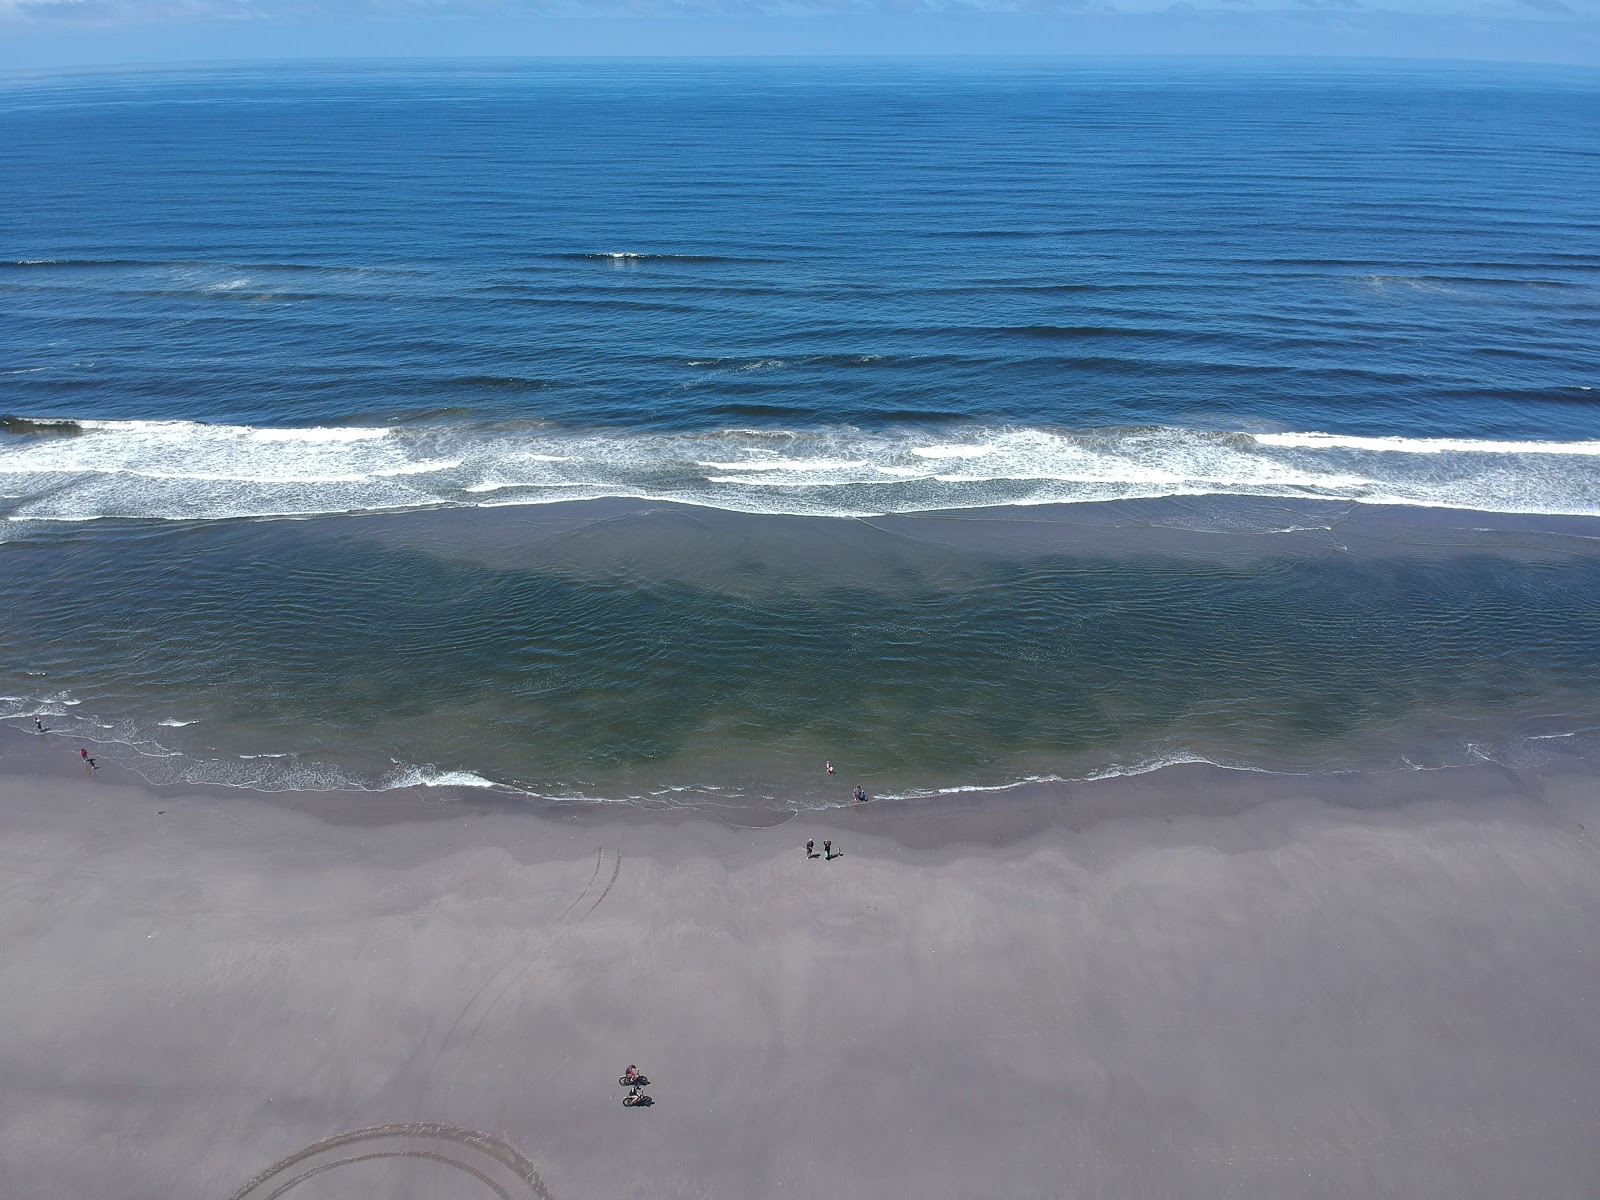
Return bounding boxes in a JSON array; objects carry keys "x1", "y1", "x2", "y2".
[
  {"x1": 698, "y1": 458, "x2": 867, "y2": 472},
  {"x1": 247, "y1": 426, "x2": 391, "y2": 442},
  {"x1": 157, "y1": 718, "x2": 196, "y2": 727},
  {"x1": 371, "y1": 458, "x2": 461, "y2": 477},
  {"x1": 387, "y1": 766, "x2": 499, "y2": 789},
  {"x1": 1253, "y1": 431, "x2": 1600, "y2": 456},
  {"x1": 7, "y1": 417, "x2": 1600, "y2": 524}
]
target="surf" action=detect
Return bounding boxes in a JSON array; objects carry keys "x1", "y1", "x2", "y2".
[{"x1": 6, "y1": 416, "x2": 1600, "y2": 527}]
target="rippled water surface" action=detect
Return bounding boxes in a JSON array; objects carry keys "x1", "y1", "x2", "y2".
[{"x1": 3, "y1": 59, "x2": 1599, "y2": 802}]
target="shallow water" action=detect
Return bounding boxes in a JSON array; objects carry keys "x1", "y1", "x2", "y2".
[{"x1": 3, "y1": 501, "x2": 1599, "y2": 804}]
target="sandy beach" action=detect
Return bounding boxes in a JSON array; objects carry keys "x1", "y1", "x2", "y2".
[
  {"x1": 3, "y1": 738, "x2": 1600, "y2": 1199},
  {"x1": 8, "y1": 49, "x2": 1600, "y2": 1200}
]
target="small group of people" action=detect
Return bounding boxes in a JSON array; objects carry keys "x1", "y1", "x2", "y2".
[
  {"x1": 622, "y1": 1064, "x2": 653, "y2": 1107},
  {"x1": 35, "y1": 718, "x2": 99, "y2": 770},
  {"x1": 826, "y1": 760, "x2": 870, "y2": 803},
  {"x1": 806, "y1": 760, "x2": 864, "y2": 863}
]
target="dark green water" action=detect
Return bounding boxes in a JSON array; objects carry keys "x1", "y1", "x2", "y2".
[{"x1": 5, "y1": 501, "x2": 1600, "y2": 807}]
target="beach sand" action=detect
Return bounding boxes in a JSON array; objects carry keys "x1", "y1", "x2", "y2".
[{"x1": 3, "y1": 748, "x2": 1600, "y2": 1199}]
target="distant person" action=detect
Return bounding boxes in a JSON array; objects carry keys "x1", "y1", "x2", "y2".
[
  {"x1": 34, "y1": 717, "x2": 44, "y2": 733},
  {"x1": 826, "y1": 760, "x2": 834, "y2": 775},
  {"x1": 853, "y1": 785, "x2": 868, "y2": 803},
  {"x1": 80, "y1": 748, "x2": 97, "y2": 770},
  {"x1": 806, "y1": 839, "x2": 815, "y2": 859},
  {"x1": 823, "y1": 839, "x2": 833, "y2": 861}
]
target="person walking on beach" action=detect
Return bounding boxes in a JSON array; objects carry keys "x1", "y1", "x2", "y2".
[
  {"x1": 806, "y1": 839, "x2": 815, "y2": 859},
  {"x1": 80, "y1": 748, "x2": 97, "y2": 769},
  {"x1": 823, "y1": 839, "x2": 833, "y2": 861},
  {"x1": 35, "y1": 717, "x2": 44, "y2": 733}
]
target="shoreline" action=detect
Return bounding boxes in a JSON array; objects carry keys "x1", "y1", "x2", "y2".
[
  {"x1": 4, "y1": 743, "x2": 1600, "y2": 1197},
  {"x1": 5, "y1": 715, "x2": 1593, "y2": 851}
]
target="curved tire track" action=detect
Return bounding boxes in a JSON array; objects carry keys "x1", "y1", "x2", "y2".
[
  {"x1": 458, "y1": 851, "x2": 622, "y2": 1066},
  {"x1": 557, "y1": 847, "x2": 605, "y2": 921},
  {"x1": 226, "y1": 1123, "x2": 551, "y2": 1200},
  {"x1": 580, "y1": 851, "x2": 622, "y2": 921},
  {"x1": 429, "y1": 846, "x2": 606, "y2": 1081},
  {"x1": 431, "y1": 846, "x2": 622, "y2": 1102}
]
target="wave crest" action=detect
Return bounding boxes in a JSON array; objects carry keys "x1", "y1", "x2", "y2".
[{"x1": 5, "y1": 417, "x2": 1600, "y2": 524}]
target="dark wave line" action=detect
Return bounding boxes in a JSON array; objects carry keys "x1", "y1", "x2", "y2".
[
  {"x1": 563, "y1": 252, "x2": 782, "y2": 264},
  {"x1": 449, "y1": 375, "x2": 554, "y2": 392},
  {"x1": 1357, "y1": 274, "x2": 1582, "y2": 289},
  {"x1": 919, "y1": 229, "x2": 1057, "y2": 239},
  {"x1": 0, "y1": 258, "x2": 417, "y2": 276},
  {"x1": 1, "y1": 416, "x2": 83, "y2": 436},
  {"x1": 990, "y1": 325, "x2": 1178, "y2": 340},
  {"x1": 121, "y1": 289, "x2": 327, "y2": 302},
  {"x1": 699, "y1": 402, "x2": 810, "y2": 420}
]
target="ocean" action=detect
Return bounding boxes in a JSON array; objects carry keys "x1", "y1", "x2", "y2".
[{"x1": 3, "y1": 56, "x2": 1599, "y2": 812}]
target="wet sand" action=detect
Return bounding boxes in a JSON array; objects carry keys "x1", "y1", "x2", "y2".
[{"x1": 3, "y1": 748, "x2": 1600, "y2": 1199}]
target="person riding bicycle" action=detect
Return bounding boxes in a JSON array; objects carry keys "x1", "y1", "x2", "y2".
[{"x1": 625, "y1": 1064, "x2": 641, "y2": 1083}]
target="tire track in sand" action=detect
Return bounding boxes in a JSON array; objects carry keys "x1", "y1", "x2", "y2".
[
  {"x1": 579, "y1": 849, "x2": 623, "y2": 921},
  {"x1": 428, "y1": 846, "x2": 622, "y2": 1102},
  {"x1": 226, "y1": 1122, "x2": 551, "y2": 1200}
]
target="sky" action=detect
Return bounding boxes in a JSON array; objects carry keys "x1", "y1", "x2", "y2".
[{"x1": 0, "y1": 0, "x2": 1597, "y2": 70}]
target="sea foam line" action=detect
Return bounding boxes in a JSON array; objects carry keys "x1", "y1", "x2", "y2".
[
  {"x1": 6, "y1": 416, "x2": 1600, "y2": 524},
  {"x1": 1252, "y1": 431, "x2": 1600, "y2": 456}
]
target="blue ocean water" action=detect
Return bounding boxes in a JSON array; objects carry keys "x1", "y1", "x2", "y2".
[{"x1": 3, "y1": 58, "x2": 1600, "y2": 805}]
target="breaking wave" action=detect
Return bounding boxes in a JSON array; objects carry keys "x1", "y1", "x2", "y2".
[{"x1": 5, "y1": 415, "x2": 1600, "y2": 526}]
